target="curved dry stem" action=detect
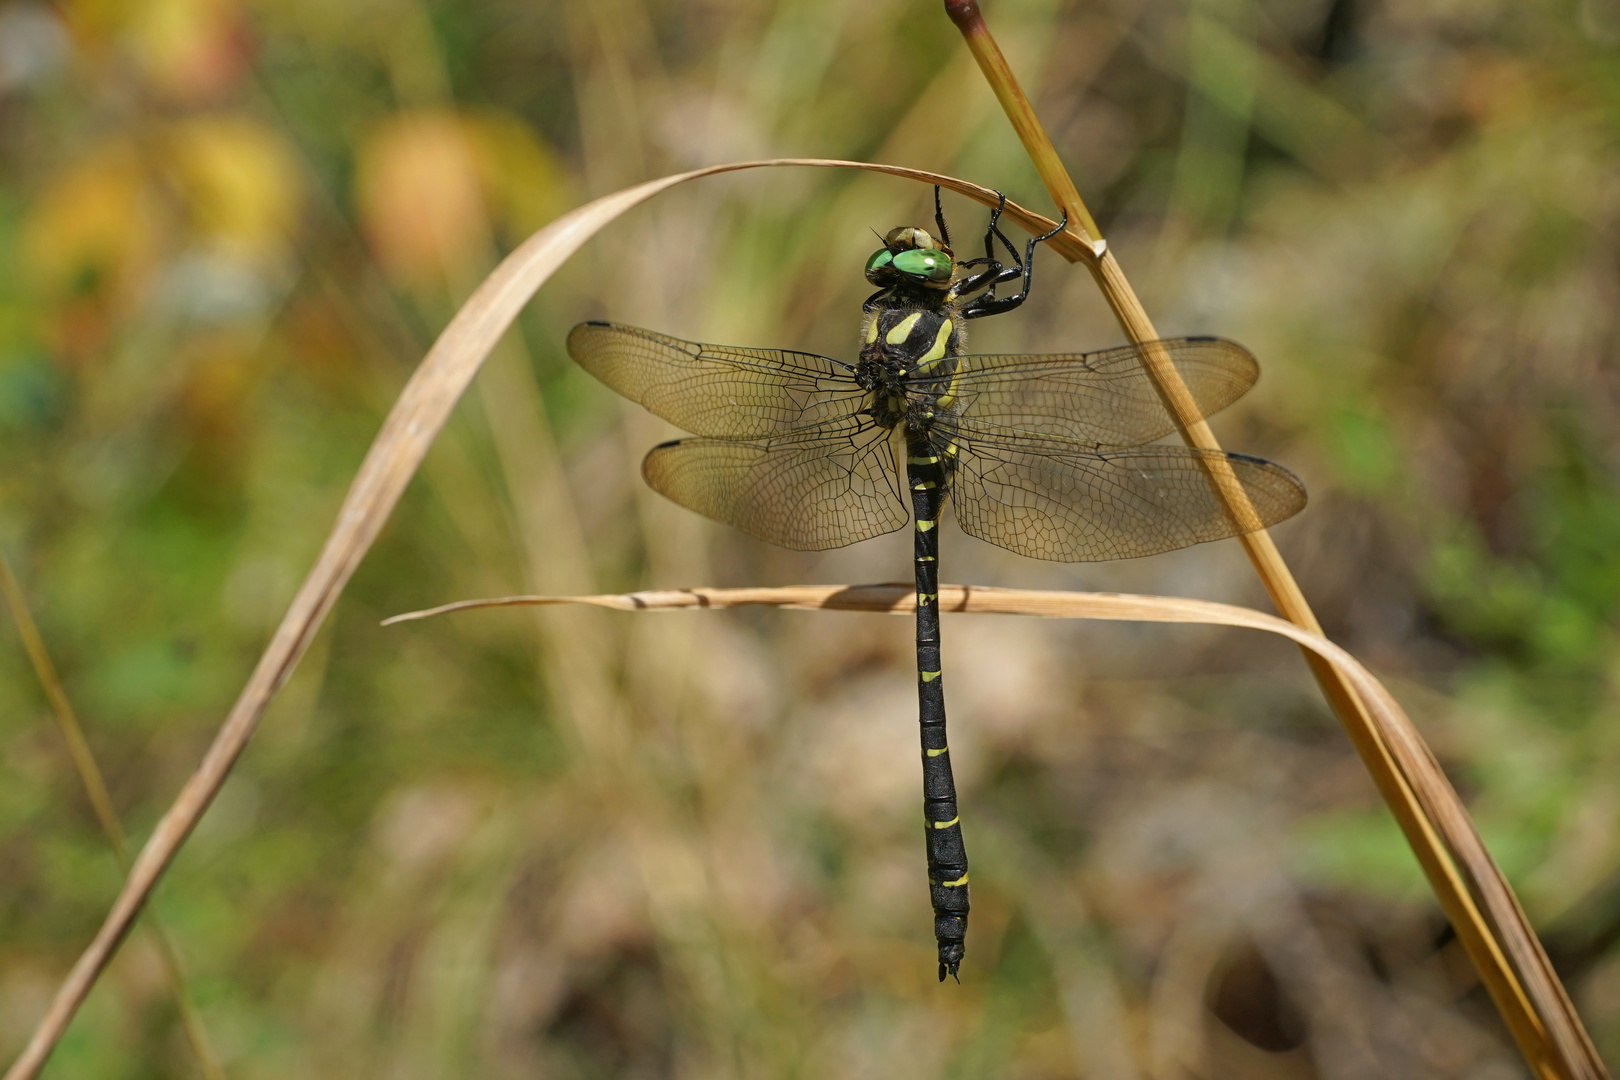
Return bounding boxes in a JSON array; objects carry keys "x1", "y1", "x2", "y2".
[
  {"x1": 398, "y1": 582, "x2": 1574, "y2": 1076},
  {"x1": 942, "y1": 3, "x2": 1603, "y2": 1076},
  {"x1": 0, "y1": 157, "x2": 1091, "y2": 1080}
]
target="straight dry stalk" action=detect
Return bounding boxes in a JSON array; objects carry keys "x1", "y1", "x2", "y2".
[
  {"x1": 943, "y1": 2, "x2": 1604, "y2": 1077},
  {"x1": 0, "y1": 555, "x2": 226, "y2": 1080}
]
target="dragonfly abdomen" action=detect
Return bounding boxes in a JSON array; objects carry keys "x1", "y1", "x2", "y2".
[
  {"x1": 905, "y1": 429, "x2": 968, "y2": 981},
  {"x1": 864, "y1": 250, "x2": 977, "y2": 982}
]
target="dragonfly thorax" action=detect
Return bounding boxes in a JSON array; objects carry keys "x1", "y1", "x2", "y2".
[
  {"x1": 857, "y1": 296, "x2": 964, "y2": 434},
  {"x1": 860, "y1": 307, "x2": 961, "y2": 366}
]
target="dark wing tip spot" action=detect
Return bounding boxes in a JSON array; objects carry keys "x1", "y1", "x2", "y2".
[
  {"x1": 584, "y1": 319, "x2": 612, "y2": 327},
  {"x1": 1224, "y1": 452, "x2": 1310, "y2": 513},
  {"x1": 650, "y1": 438, "x2": 685, "y2": 450},
  {"x1": 1185, "y1": 334, "x2": 1218, "y2": 342}
]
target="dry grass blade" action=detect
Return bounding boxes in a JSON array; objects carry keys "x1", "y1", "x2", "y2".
[
  {"x1": 0, "y1": 156, "x2": 1086, "y2": 1080},
  {"x1": 398, "y1": 583, "x2": 1597, "y2": 1076},
  {"x1": 942, "y1": 2, "x2": 1606, "y2": 1076},
  {"x1": 0, "y1": 554, "x2": 227, "y2": 1080}
]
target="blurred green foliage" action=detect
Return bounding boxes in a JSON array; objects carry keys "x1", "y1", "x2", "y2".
[{"x1": 2, "y1": 0, "x2": 1620, "y2": 1076}]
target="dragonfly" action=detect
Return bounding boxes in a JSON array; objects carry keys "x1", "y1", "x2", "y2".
[{"x1": 566, "y1": 190, "x2": 1306, "y2": 981}]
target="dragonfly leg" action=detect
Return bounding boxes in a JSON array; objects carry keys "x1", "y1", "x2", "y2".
[
  {"x1": 949, "y1": 197, "x2": 1018, "y2": 301},
  {"x1": 863, "y1": 286, "x2": 900, "y2": 315},
  {"x1": 958, "y1": 209, "x2": 1068, "y2": 321},
  {"x1": 981, "y1": 191, "x2": 1020, "y2": 268},
  {"x1": 951, "y1": 191, "x2": 1047, "y2": 313}
]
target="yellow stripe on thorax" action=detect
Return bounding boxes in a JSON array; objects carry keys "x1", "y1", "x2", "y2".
[
  {"x1": 885, "y1": 312, "x2": 923, "y2": 345},
  {"x1": 913, "y1": 318, "x2": 954, "y2": 371}
]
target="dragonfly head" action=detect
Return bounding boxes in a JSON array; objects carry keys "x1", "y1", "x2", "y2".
[{"x1": 865, "y1": 226, "x2": 954, "y2": 289}]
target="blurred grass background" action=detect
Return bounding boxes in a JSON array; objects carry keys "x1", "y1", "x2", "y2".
[{"x1": 1, "y1": 0, "x2": 1618, "y2": 1076}]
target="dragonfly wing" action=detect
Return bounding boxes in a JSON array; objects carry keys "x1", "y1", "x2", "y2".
[
  {"x1": 568, "y1": 321, "x2": 863, "y2": 438},
  {"x1": 935, "y1": 338, "x2": 1259, "y2": 447},
  {"x1": 944, "y1": 431, "x2": 1306, "y2": 562},
  {"x1": 642, "y1": 420, "x2": 907, "y2": 551}
]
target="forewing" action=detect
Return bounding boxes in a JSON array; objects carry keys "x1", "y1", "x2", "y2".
[
  {"x1": 568, "y1": 321, "x2": 862, "y2": 438},
  {"x1": 928, "y1": 338, "x2": 1258, "y2": 448},
  {"x1": 642, "y1": 419, "x2": 907, "y2": 551},
  {"x1": 945, "y1": 431, "x2": 1306, "y2": 561}
]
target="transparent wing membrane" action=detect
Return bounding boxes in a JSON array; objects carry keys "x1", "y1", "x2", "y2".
[
  {"x1": 642, "y1": 421, "x2": 907, "y2": 551},
  {"x1": 918, "y1": 337, "x2": 1259, "y2": 448},
  {"x1": 569, "y1": 321, "x2": 1304, "y2": 560},
  {"x1": 945, "y1": 436, "x2": 1307, "y2": 561},
  {"x1": 567, "y1": 321, "x2": 863, "y2": 439}
]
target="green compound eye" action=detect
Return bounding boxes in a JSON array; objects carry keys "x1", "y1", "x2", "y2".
[
  {"x1": 893, "y1": 248, "x2": 952, "y2": 282},
  {"x1": 865, "y1": 248, "x2": 895, "y2": 273}
]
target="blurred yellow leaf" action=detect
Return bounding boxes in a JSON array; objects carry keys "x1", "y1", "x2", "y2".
[
  {"x1": 163, "y1": 116, "x2": 303, "y2": 265},
  {"x1": 62, "y1": 0, "x2": 247, "y2": 99},
  {"x1": 59, "y1": 0, "x2": 132, "y2": 41},
  {"x1": 126, "y1": 0, "x2": 248, "y2": 102},
  {"x1": 354, "y1": 109, "x2": 487, "y2": 290},
  {"x1": 355, "y1": 108, "x2": 574, "y2": 290},
  {"x1": 22, "y1": 139, "x2": 159, "y2": 306},
  {"x1": 462, "y1": 108, "x2": 574, "y2": 240}
]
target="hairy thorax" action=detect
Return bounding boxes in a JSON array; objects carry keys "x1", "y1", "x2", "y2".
[{"x1": 856, "y1": 294, "x2": 966, "y2": 434}]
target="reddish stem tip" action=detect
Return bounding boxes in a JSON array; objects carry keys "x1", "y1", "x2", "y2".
[{"x1": 943, "y1": 0, "x2": 982, "y2": 30}]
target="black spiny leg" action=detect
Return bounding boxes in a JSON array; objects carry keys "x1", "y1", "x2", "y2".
[
  {"x1": 933, "y1": 186, "x2": 953, "y2": 253},
  {"x1": 950, "y1": 191, "x2": 1018, "y2": 300},
  {"x1": 905, "y1": 431, "x2": 968, "y2": 982},
  {"x1": 979, "y1": 190, "x2": 1020, "y2": 269},
  {"x1": 959, "y1": 209, "x2": 1069, "y2": 321},
  {"x1": 862, "y1": 288, "x2": 894, "y2": 315}
]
